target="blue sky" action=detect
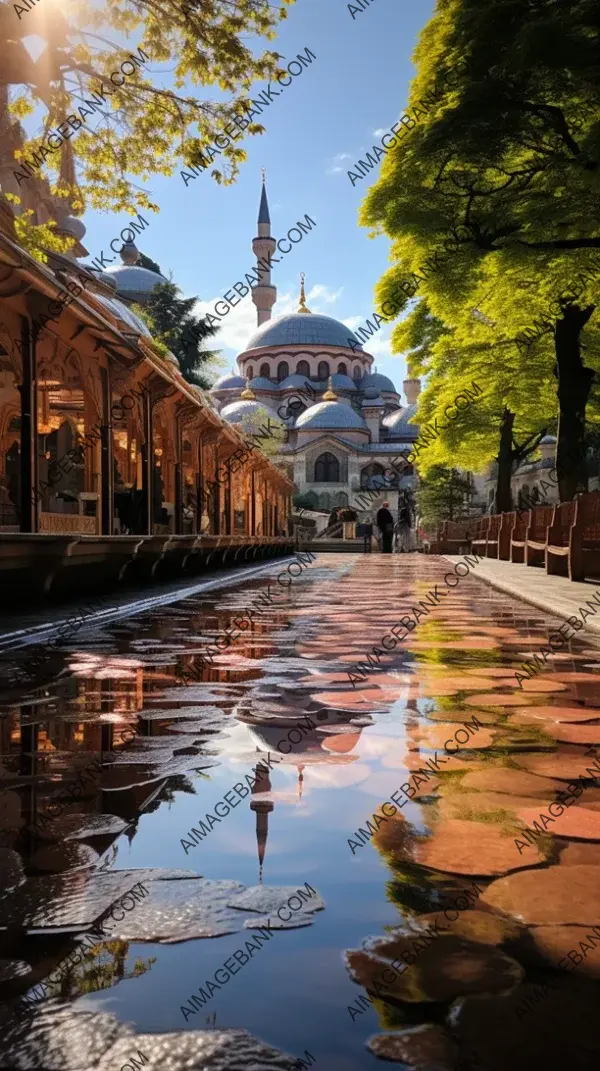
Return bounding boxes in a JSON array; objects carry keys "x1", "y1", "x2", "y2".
[{"x1": 47, "y1": 0, "x2": 435, "y2": 391}]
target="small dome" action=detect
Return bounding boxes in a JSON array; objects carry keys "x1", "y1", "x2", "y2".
[
  {"x1": 540, "y1": 435, "x2": 557, "y2": 445},
  {"x1": 361, "y1": 372, "x2": 398, "y2": 394},
  {"x1": 295, "y1": 400, "x2": 367, "y2": 431},
  {"x1": 383, "y1": 404, "x2": 418, "y2": 433},
  {"x1": 362, "y1": 391, "x2": 384, "y2": 408},
  {"x1": 88, "y1": 268, "x2": 118, "y2": 291},
  {"x1": 244, "y1": 312, "x2": 364, "y2": 352},
  {"x1": 279, "y1": 374, "x2": 314, "y2": 390},
  {"x1": 211, "y1": 373, "x2": 246, "y2": 391},
  {"x1": 103, "y1": 264, "x2": 169, "y2": 303},
  {"x1": 93, "y1": 293, "x2": 153, "y2": 338},
  {"x1": 57, "y1": 215, "x2": 86, "y2": 240},
  {"x1": 249, "y1": 376, "x2": 278, "y2": 390},
  {"x1": 329, "y1": 373, "x2": 357, "y2": 391},
  {"x1": 220, "y1": 399, "x2": 280, "y2": 425}
]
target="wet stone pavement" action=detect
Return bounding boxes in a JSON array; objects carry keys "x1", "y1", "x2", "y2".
[{"x1": 1, "y1": 553, "x2": 600, "y2": 1070}]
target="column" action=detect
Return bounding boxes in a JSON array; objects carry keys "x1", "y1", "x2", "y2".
[
  {"x1": 174, "y1": 417, "x2": 183, "y2": 535},
  {"x1": 213, "y1": 445, "x2": 220, "y2": 534},
  {"x1": 100, "y1": 365, "x2": 113, "y2": 535},
  {"x1": 19, "y1": 316, "x2": 38, "y2": 532},
  {"x1": 141, "y1": 388, "x2": 153, "y2": 534},
  {"x1": 196, "y1": 436, "x2": 203, "y2": 534}
]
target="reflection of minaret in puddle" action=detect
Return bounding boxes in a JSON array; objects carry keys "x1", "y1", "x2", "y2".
[
  {"x1": 250, "y1": 760, "x2": 274, "y2": 884},
  {"x1": 404, "y1": 694, "x2": 421, "y2": 756}
]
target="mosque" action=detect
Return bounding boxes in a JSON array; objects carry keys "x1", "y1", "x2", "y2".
[{"x1": 209, "y1": 178, "x2": 422, "y2": 516}]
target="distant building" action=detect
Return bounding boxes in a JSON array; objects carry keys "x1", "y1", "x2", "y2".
[{"x1": 210, "y1": 177, "x2": 422, "y2": 516}]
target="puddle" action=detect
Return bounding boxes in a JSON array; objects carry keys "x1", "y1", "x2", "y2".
[{"x1": 1, "y1": 554, "x2": 600, "y2": 1069}]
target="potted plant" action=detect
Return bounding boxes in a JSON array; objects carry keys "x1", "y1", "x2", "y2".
[{"x1": 339, "y1": 507, "x2": 358, "y2": 540}]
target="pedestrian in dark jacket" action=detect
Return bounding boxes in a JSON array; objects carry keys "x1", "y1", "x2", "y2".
[{"x1": 376, "y1": 501, "x2": 394, "y2": 553}]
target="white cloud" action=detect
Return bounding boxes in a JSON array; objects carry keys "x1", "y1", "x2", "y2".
[
  {"x1": 193, "y1": 283, "x2": 344, "y2": 362},
  {"x1": 326, "y1": 152, "x2": 353, "y2": 176},
  {"x1": 373, "y1": 128, "x2": 387, "y2": 138}
]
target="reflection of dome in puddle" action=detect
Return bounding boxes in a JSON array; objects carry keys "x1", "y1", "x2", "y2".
[{"x1": 244, "y1": 719, "x2": 367, "y2": 762}]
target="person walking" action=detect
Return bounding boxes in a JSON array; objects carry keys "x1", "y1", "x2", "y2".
[
  {"x1": 395, "y1": 500, "x2": 412, "y2": 552},
  {"x1": 376, "y1": 501, "x2": 394, "y2": 554}
]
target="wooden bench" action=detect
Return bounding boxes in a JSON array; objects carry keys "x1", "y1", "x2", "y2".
[
  {"x1": 476, "y1": 512, "x2": 514, "y2": 559},
  {"x1": 437, "y1": 520, "x2": 473, "y2": 554},
  {"x1": 563, "y1": 491, "x2": 600, "y2": 582},
  {"x1": 471, "y1": 516, "x2": 491, "y2": 557},
  {"x1": 545, "y1": 500, "x2": 578, "y2": 577},
  {"x1": 525, "y1": 505, "x2": 555, "y2": 567},
  {"x1": 510, "y1": 509, "x2": 530, "y2": 563}
]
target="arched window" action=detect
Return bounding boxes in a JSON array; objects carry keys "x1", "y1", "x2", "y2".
[
  {"x1": 259, "y1": 363, "x2": 270, "y2": 378},
  {"x1": 247, "y1": 365, "x2": 254, "y2": 380},
  {"x1": 277, "y1": 361, "x2": 289, "y2": 381},
  {"x1": 337, "y1": 362, "x2": 347, "y2": 376},
  {"x1": 320, "y1": 492, "x2": 331, "y2": 509},
  {"x1": 314, "y1": 452, "x2": 340, "y2": 482},
  {"x1": 296, "y1": 359, "x2": 310, "y2": 378},
  {"x1": 317, "y1": 361, "x2": 330, "y2": 381},
  {"x1": 336, "y1": 491, "x2": 348, "y2": 507},
  {"x1": 353, "y1": 365, "x2": 362, "y2": 381}
]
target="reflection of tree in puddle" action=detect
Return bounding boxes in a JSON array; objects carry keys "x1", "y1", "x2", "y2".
[{"x1": 46, "y1": 938, "x2": 156, "y2": 1002}]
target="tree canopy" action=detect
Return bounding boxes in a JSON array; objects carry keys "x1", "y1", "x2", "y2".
[
  {"x1": 4, "y1": 0, "x2": 293, "y2": 216},
  {"x1": 131, "y1": 279, "x2": 223, "y2": 388},
  {"x1": 361, "y1": 0, "x2": 600, "y2": 502}
]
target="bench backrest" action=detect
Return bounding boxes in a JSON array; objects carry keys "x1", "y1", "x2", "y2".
[
  {"x1": 512, "y1": 509, "x2": 530, "y2": 540},
  {"x1": 552, "y1": 500, "x2": 577, "y2": 535},
  {"x1": 528, "y1": 505, "x2": 554, "y2": 540},
  {"x1": 577, "y1": 490, "x2": 600, "y2": 539}
]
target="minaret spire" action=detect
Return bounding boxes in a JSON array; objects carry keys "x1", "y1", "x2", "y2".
[
  {"x1": 252, "y1": 172, "x2": 277, "y2": 327},
  {"x1": 297, "y1": 272, "x2": 311, "y2": 314}
]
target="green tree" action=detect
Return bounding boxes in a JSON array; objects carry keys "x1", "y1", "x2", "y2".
[
  {"x1": 240, "y1": 405, "x2": 286, "y2": 457},
  {"x1": 5, "y1": 0, "x2": 293, "y2": 220},
  {"x1": 137, "y1": 251, "x2": 163, "y2": 275},
  {"x1": 131, "y1": 280, "x2": 222, "y2": 388},
  {"x1": 361, "y1": 0, "x2": 600, "y2": 501},
  {"x1": 417, "y1": 465, "x2": 474, "y2": 526},
  {"x1": 398, "y1": 304, "x2": 553, "y2": 510}
]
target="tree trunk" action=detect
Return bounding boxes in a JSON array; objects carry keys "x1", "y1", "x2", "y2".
[
  {"x1": 555, "y1": 304, "x2": 595, "y2": 501},
  {"x1": 495, "y1": 408, "x2": 514, "y2": 513}
]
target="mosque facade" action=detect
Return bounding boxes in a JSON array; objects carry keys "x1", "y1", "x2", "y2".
[{"x1": 209, "y1": 179, "x2": 422, "y2": 516}]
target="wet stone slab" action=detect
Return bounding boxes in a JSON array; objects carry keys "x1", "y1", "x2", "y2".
[{"x1": 0, "y1": 1002, "x2": 306, "y2": 1070}]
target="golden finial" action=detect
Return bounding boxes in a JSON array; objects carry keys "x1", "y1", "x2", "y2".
[
  {"x1": 240, "y1": 378, "x2": 256, "y2": 400},
  {"x1": 297, "y1": 272, "x2": 311, "y2": 314},
  {"x1": 323, "y1": 376, "x2": 337, "y2": 401}
]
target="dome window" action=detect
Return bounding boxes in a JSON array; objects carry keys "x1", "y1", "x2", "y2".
[
  {"x1": 337, "y1": 362, "x2": 347, "y2": 375},
  {"x1": 296, "y1": 359, "x2": 310, "y2": 378},
  {"x1": 260, "y1": 363, "x2": 270, "y2": 378},
  {"x1": 318, "y1": 361, "x2": 330, "y2": 380},
  {"x1": 315, "y1": 451, "x2": 340, "y2": 482},
  {"x1": 277, "y1": 361, "x2": 289, "y2": 381},
  {"x1": 353, "y1": 366, "x2": 362, "y2": 381},
  {"x1": 247, "y1": 365, "x2": 254, "y2": 379}
]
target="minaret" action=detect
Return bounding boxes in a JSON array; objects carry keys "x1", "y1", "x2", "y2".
[
  {"x1": 250, "y1": 758, "x2": 274, "y2": 883},
  {"x1": 252, "y1": 171, "x2": 277, "y2": 327}
]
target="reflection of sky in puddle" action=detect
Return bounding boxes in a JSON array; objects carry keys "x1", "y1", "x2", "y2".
[{"x1": 4, "y1": 555, "x2": 600, "y2": 1070}]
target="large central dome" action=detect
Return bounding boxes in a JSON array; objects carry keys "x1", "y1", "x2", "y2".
[{"x1": 244, "y1": 313, "x2": 364, "y2": 352}]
